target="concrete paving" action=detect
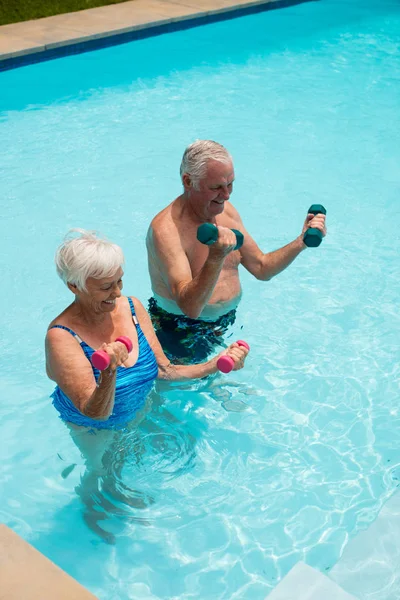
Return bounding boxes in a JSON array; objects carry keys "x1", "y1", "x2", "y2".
[{"x1": 0, "y1": 0, "x2": 298, "y2": 64}]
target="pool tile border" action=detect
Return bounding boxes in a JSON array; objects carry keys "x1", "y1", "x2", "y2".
[{"x1": 0, "y1": 0, "x2": 315, "y2": 72}]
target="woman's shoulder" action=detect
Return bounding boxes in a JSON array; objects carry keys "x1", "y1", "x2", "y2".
[
  {"x1": 127, "y1": 297, "x2": 153, "y2": 330},
  {"x1": 46, "y1": 305, "x2": 77, "y2": 339},
  {"x1": 47, "y1": 308, "x2": 70, "y2": 331},
  {"x1": 127, "y1": 296, "x2": 146, "y2": 313}
]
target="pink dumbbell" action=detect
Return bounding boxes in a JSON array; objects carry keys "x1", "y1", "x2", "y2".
[
  {"x1": 217, "y1": 340, "x2": 250, "y2": 374},
  {"x1": 91, "y1": 336, "x2": 133, "y2": 371}
]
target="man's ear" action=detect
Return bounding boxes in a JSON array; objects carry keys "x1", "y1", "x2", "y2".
[
  {"x1": 182, "y1": 173, "x2": 192, "y2": 190},
  {"x1": 67, "y1": 282, "x2": 78, "y2": 293}
]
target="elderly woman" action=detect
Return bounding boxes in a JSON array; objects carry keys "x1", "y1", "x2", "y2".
[
  {"x1": 46, "y1": 229, "x2": 248, "y2": 542},
  {"x1": 46, "y1": 229, "x2": 248, "y2": 431}
]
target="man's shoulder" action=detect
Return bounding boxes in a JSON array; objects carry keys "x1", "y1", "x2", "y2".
[
  {"x1": 150, "y1": 197, "x2": 185, "y2": 234},
  {"x1": 218, "y1": 202, "x2": 242, "y2": 226},
  {"x1": 148, "y1": 203, "x2": 184, "y2": 252},
  {"x1": 226, "y1": 201, "x2": 241, "y2": 216},
  {"x1": 150, "y1": 206, "x2": 177, "y2": 234}
]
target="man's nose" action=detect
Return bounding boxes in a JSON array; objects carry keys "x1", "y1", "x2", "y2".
[{"x1": 220, "y1": 186, "x2": 230, "y2": 200}]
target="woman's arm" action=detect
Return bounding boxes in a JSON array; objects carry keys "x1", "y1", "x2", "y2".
[
  {"x1": 45, "y1": 329, "x2": 128, "y2": 420},
  {"x1": 132, "y1": 298, "x2": 248, "y2": 381}
]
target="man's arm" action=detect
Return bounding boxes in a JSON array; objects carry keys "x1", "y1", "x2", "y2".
[
  {"x1": 148, "y1": 220, "x2": 237, "y2": 319},
  {"x1": 236, "y1": 209, "x2": 326, "y2": 281}
]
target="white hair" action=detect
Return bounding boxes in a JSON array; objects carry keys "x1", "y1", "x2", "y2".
[
  {"x1": 55, "y1": 229, "x2": 124, "y2": 292},
  {"x1": 180, "y1": 140, "x2": 232, "y2": 190}
]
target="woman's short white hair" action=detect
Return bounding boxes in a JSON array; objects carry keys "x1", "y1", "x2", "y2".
[
  {"x1": 55, "y1": 229, "x2": 124, "y2": 292},
  {"x1": 180, "y1": 140, "x2": 232, "y2": 190}
]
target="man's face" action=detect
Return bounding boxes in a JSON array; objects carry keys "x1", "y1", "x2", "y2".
[{"x1": 189, "y1": 159, "x2": 235, "y2": 219}]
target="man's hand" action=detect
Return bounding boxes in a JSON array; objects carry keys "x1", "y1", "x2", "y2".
[
  {"x1": 208, "y1": 226, "x2": 238, "y2": 262},
  {"x1": 302, "y1": 212, "x2": 327, "y2": 241}
]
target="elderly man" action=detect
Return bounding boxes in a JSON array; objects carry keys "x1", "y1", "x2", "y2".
[{"x1": 146, "y1": 140, "x2": 326, "y2": 362}]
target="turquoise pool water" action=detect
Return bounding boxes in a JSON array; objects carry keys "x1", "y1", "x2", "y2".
[{"x1": 1, "y1": 0, "x2": 399, "y2": 597}]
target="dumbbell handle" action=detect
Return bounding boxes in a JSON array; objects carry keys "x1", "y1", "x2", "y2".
[
  {"x1": 303, "y1": 204, "x2": 326, "y2": 248},
  {"x1": 217, "y1": 340, "x2": 250, "y2": 374},
  {"x1": 197, "y1": 223, "x2": 244, "y2": 251},
  {"x1": 91, "y1": 336, "x2": 133, "y2": 371}
]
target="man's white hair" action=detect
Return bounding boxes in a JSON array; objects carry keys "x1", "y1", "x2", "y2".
[
  {"x1": 55, "y1": 229, "x2": 124, "y2": 292},
  {"x1": 180, "y1": 140, "x2": 232, "y2": 190}
]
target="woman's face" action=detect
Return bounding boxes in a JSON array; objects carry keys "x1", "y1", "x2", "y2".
[{"x1": 77, "y1": 267, "x2": 124, "y2": 314}]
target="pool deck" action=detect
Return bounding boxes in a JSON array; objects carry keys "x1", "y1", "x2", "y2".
[
  {"x1": 0, "y1": 0, "x2": 310, "y2": 68},
  {"x1": 0, "y1": 524, "x2": 98, "y2": 600}
]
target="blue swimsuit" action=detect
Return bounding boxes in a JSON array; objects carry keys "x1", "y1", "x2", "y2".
[{"x1": 50, "y1": 298, "x2": 159, "y2": 430}]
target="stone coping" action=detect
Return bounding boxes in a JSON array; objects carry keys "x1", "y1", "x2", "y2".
[
  {"x1": 0, "y1": 0, "x2": 313, "y2": 70},
  {"x1": 0, "y1": 524, "x2": 98, "y2": 599}
]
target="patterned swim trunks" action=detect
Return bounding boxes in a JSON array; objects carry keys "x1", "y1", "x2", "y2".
[{"x1": 148, "y1": 297, "x2": 237, "y2": 364}]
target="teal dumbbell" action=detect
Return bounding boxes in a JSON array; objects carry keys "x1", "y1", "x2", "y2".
[
  {"x1": 197, "y1": 223, "x2": 244, "y2": 251},
  {"x1": 303, "y1": 204, "x2": 326, "y2": 248}
]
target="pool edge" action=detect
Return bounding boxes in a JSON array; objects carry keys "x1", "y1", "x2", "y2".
[{"x1": 0, "y1": 0, "x2": 317, "y2": 72}]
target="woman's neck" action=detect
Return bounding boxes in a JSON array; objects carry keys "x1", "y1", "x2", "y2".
[{"x1": 70, "y1": 298, "x2": 119, "y2": 328}]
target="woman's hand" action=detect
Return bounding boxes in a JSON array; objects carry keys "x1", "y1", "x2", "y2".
[
  {"x1": 97, "y1": 340, "x2": 129, "y2": 372},
  {"x1": 218, "y1": 341, "x2": 249, "y2": 371}
]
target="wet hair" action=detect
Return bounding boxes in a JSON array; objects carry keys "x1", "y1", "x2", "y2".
[
  {"x1": 180, "y1": 140, "x2": 232, "y2": 190},
  {"x1": 55, "y1": 229, "x2": 124, "y2": 292}
]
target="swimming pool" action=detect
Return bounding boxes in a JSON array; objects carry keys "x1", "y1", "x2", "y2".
[{"x1": 1, "y1": 0, "x2": 399, "y2": 597}]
